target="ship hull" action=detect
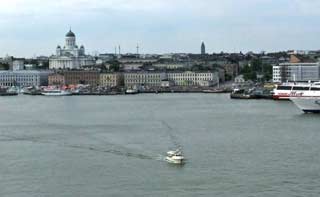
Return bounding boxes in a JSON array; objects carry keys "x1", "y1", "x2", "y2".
[
  {"x1": 41, "y1": 90, "x2": 72, "y2": 96},
  {"x1": 290, "y1": 97, "x2": 320, "y2": 113}
]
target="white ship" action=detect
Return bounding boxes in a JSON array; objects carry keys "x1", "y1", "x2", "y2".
[
  {"x1": 290, "y1": 97, "x2": 320, "y2": 113},
  {"x1": 166, "y1": 149, "x2": 185, "y2": 164},
  {"x1": 273, "y1": 82, "x2": 320, "y2": 100},
  {"x1": 41, "y1": 89, "x2": 72, "y2": 96},
  {"x1": 125, "y1": 89, "x2": 138, "y2": 94}
]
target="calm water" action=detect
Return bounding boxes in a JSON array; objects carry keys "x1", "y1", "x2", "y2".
[{"x1": 0, "y1": 94, "x2": 320, "y2": 196}]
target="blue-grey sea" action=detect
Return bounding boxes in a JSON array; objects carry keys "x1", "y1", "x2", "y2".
[{"x1": 0, "y1": 94, "x2": 320, "y2": 196}]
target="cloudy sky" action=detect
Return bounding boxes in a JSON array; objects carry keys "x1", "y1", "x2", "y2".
[{"x1": 0, "y1": 0, "x2": 320, "y2": 57}]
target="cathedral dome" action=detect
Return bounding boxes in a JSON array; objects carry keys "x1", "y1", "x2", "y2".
[{"x1": 66, "y1": 30, "x2": 75, "y2": 37}]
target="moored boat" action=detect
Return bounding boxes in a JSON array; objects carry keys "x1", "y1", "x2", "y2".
[
  {"x1": 125, "y1": 89, "x2": 138, "y2": 94},
  {"x1": 22, "y1": 86, "x2": 42, "y2": 95},
  {"x1": 0, "y1": 92, "x2": 18, "y2": 96},
  {"x1": 203, "y1": 89, "x2": 230, "y2": 93},
  {"x1": 41, "y1": 89, "x2": 72, "y2": 96},
  {"x1": 0, "y1": 87, "x2": 18, "y2": 96},
  {"x1": 290, "y1": 97, "x2": 320, "y2": 113},
  {"x1": 166, "y1": 149, "x2": 185, "y2": 164},
  {"x1": 230, "y1": 88, "x2": 256, "y2": 99}
]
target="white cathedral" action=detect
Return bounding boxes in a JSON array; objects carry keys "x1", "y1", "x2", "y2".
[{"x1": 49, "y1": 30, "x2": 95, "y2": 69}]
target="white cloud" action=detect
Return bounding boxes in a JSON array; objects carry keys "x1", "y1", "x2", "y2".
[{"x1": 1, "y1": 0, "x2": 320, "y2": 56}]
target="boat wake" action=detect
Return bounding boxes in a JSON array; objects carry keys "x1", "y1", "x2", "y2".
[
  {"x1": 0, "y1": 132, "x2": 160, "y2": 161},
  {"x1": 161, "y1": 120, "x2": 182, "y2": 149},
  {"x1": 155, "y1": 154, "x2": 167, "y2": 162},
  {"x1": 161, "y1": 120, "x2": 186, "y2": 164},
  {"x1": 65, "y1": 143, "x2": 156, "y2": 160}
]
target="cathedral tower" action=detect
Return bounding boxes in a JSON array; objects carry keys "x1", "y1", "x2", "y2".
[
  {"x1": 201, "y1": 42, "x2": 206, "y2": 55},
  {"x1": 65, "y1": 29, "x2": 76, "y2": 49}
]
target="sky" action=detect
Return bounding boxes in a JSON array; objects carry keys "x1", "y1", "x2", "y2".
[{"x1": 1, "y1": 0, "x2": 320, "y2": 57}]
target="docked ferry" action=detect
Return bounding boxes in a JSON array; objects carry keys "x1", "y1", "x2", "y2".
[
  {"x1": 273, "y1": 82, "x2": 320, "y2": 100},
  {"x1": 41, "y1": 89, "x2": 72, "y2": 96},
  {"x1": 290, "y1": 97, "x2": 320, "y2": 113}
]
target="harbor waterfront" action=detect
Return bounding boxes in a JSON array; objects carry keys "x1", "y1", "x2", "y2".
[{"x1": 1, "y1": 94, "x2": 320, "y2": 196}]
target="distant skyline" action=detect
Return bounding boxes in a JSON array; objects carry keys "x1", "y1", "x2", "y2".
[{"x1": 1, "y1": 0, "x2": 320, "y2": 57}]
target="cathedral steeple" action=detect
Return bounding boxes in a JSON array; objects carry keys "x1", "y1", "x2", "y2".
[
  {"x1": 65, "y1": 29, "x2": 76, "y2": 49},
  {"x1": 201, "y1": 41, "x2": 206, "y2": 55}
]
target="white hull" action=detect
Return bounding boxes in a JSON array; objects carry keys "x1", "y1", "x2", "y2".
[
  {"x1": 290, "y1": 97, "x2": 320, "y2": 113},
  {"x1": 41, "y1": 90, "x2": 72, "y2": 96},
  {"x1": 166, "y1": 149, "x2": 185, "y2": 164},
  {"x1": 273, "y1": 82, "x2": 320, "y2": 100},
  {"x1": 125, "y1": 89, "x2": 138, "y2": 94},
  {"x1": 165, "y1": 156, "x2": 184, "y2": 164}
]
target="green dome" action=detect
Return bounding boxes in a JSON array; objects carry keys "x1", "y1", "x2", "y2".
[{"x1": 66, "y1": 30, "x2": 75, "y2": 37}]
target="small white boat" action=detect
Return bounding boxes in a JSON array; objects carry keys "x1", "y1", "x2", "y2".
[
  {"x1": 125, "y1": 89, "x2": 138, "y2": 94},
  {"x1": 166, "y1": 149, "x2": 185, "y2": 164},
  {"x1": 41, "y1": 89, "x2": 72, "y2": 96}
]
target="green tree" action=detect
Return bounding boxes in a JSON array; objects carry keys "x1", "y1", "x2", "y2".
[
  {"x1": 251, "y1": 59, "x2": 262, "y2": 72},
  {"x1": 263, "y1": 64, "x2": 273, "y2": 81},
  {"x1": 109, "y1": 60, "x2": 120, "y2": 72},
  {"x1": 241, "y1": 64, "x2": 257, "y2": 81},
  {"x1": 0, "y1": 63, "x2": 9, "y2": 70}
]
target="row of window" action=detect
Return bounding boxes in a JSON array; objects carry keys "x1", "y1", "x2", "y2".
[
  {"x1": 168, "y1": 74, "x2": 212, "y2": 77},
  {"x1": 168, "y1": 77, "x2": 213, "y2": 80},
  {"x1": 126, "y1": 80, "x2": 160, "y2": 83},
  {"x1": 277, "y1": 86, "x2": 320, "y2": 91},
  {"x1": 0, "y1": 79, "x2": 38, "y2": 82}
]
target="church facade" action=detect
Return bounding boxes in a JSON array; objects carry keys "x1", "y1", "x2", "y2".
[{"x1": 49, "y1": 30, "x2": 95, "y2": 69}]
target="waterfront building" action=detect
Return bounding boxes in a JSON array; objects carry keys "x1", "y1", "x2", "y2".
[
  {"x1": 119, "y1": 57, "x2": 158, "y2": 71},
  {"x1": 201, "y1": 42, "x2": 206, "y2": 55},
  {"x1": 0, "y1": 70, "x2": 53, "y2": 87},
  {"x1": 1, "y1": 56, "x2": 27, "y2": 70},
  {"x1": 289, "y1": 54, "x2": 315, "y2": 63},
  {"x1": 48, "y1": 73, "x2": 65, "y2": 86},
  {"x1": 122, "y1": 63, "x2": 144, "y2": 71},
  {"x1": 260, "y1": 55, "x2": 278, "y2": 65},
  {"x1": 48, "y1": 70, "x2": 99, "y2": 87},
  {"x1": 167, "y1": 71, "x2": 219, "y2": 87},
  {"x1": 152, "y1": 63, "x2": 186, "y2": 70},
  {"x1": 273, "y1": 63, "x2": 320, "y2": 83},
  {"x1": 160, "y1": 80, "x2": 174, "y2": 87},
  {"x1": 49, "y1": 30, "x2": 95, "y2": 69},
  {"x1": 124, "y1": 72, "x2": 167, "y2": 88},
  {"x1": 12, "y1": 58, "x2": 25, "y2": 71},
  {"x1": 100, "y1": 73, "x2": 124, "y2": 87}
]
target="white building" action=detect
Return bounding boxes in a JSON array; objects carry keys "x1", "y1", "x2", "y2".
[
  {"x1": 124, "y1": 72, "x2": 167, "y2": 88},
  {"x1": 273, "y1": 63, "x2": 320, "y2": 83},
  {"x1": 49, "y1": 30, "x2": 95, "y2": 69},
  {"x1": 167, "y1": 71, "x2": 219, "y2": 87},
  {"x1": 12, "y1": 59, "x2": 25, "y2": 71},
  {"x1": 152, "y1": 63, "x2": 186, "y2": 69},
  {"x1": 272, "y1": 65, "x2": 282, "y2": 83},
  {"x1": 0, "y1": 70, "x2": 53, "y2": 87},
  {"x1": 100, "y1": 73, "x2": 124, "y2": 87}
]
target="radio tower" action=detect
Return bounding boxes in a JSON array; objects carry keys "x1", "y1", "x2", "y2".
[{"x1": 136, "y1": 43, "x2": 139, "y2": 58}]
